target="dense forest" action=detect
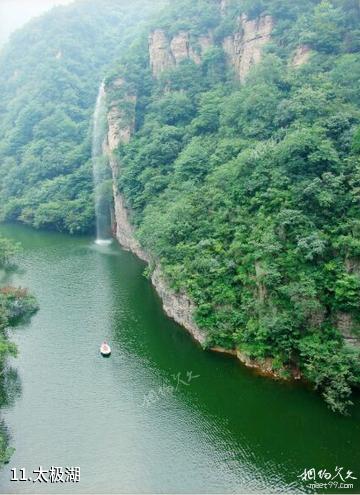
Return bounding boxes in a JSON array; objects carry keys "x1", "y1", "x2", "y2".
[
  {"x1": 0, "y1": 0, "x2": 359, "y2": 414},
  {"x1": 0, "y1": 0, "x2": 163, "y2": 233},
  {"x1": 108, "y1": 0, "x2": 360, "y2": 413}
]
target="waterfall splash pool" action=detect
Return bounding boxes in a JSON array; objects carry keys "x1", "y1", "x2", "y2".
[{"x1": 94, "y1": 239, "x2": 113, "y2": 246}]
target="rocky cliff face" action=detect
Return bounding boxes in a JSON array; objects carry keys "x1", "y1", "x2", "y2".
[
  {"x1": 105, "y1": 79, "x2": 206, "y2": 345},
  {"x1": 106, "y1": 78, "x2": 136, "y2": 150},
  {"x1": 105, "y1": 9, "x2": 313, "y2": 377},
  {"x1": 149, "y1": 29, "x2": 213, "y2": 78},
  {"x1": 148, "y1": 30, "x2": 173, "y2": 77},
  {"x1": 337, "y1": 312, "x2": 360, "y2": 347},
  {"x1": 151, "y1": 267, "x2": 207, "y2": 344},
  {"x1": 105, "y1": 79, "x2": 147, "y2": 261},
  {"x1": 223, "y1": 14, "x2": 273, "y2": 82}
]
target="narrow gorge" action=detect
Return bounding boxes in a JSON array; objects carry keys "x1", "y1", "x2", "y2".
[
  {"x1": 0, "y1": 0, "x2": 360, "y2": 490},
  {"x1": 104, "y1": 1, "x2": 359, "y2": 384},
  {"x1": 1, "y1": 0, "x2": 359, "y2": 427}
]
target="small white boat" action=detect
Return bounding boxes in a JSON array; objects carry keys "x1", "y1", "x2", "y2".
[{"x1": 100, "y1": 341, "x2": 111, "y2": 357}]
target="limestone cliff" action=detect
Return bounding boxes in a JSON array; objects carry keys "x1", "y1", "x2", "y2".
[
  {"x1": 149, "y1": 29, "x2": 213, "y2": 78},
  {"x1": 223, "y1": 14, "x2": 273, "y2": 82},
  {"x1": 105, "y1": 79, "x2": 146, "y2": 261},
  {"x1": 148, "y1": 30, "x2": 173, "y2": 77},
  {"x1": 148, "y1": 7, "x2": 272, "y2": 82},
  {"x1": 151, "y1": 267, "x2": 206, "y2": 344},
  {"x1": 105, "y1": 79, "x2": 206, "y2": 345},
  {"x1": 106, "y1": 78, "x2": 136, "y2": 149},
  {"x1": 337, "y1": 312, "x2": 360, "y2": 347},
  {"x1": 105, "y1": 9, "x2": 325, "y2": 379}
]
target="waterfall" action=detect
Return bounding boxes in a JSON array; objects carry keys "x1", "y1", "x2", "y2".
[{"x1": 92, "y1": 82, "x2": 112, "y2": 245}]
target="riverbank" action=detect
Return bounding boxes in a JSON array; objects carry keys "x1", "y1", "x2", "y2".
[
  {"x1": 109, "y1": 160, "x2": 300, "y2": 381},
  {"x1": 0, "y1": 262, "x2": 38, "y2": 466}
]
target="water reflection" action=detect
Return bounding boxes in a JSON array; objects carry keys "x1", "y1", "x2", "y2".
[
  {"x1": 0, "y1": 366, "x2": 21, "y2": 465},
  {"x1": 0, "y1": 225, "x2": 358, "y2": 494},
  {"x1": 0, "y1": 366, "x2": 22, "y2": 409}
]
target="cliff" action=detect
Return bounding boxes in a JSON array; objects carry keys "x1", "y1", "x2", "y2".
[
  {"x1": 104, "y1": 77, "x2": 293, "y2": 378},
  {"x1": 222, "y1": 14, "x2": 273, "y2": 82},
  {"x1": 151, "y1": 267, "x2": 207, "y2": 344},
  {"x1": 105, "y1": 79, "x2": 207, "y2": 346},
  {"x1": 337, "y1": 257, "x2": 360, "y2": 346},
  {"x1": 149, "y1": 29, "x2": 213, "y2": 78},
  {"x1": 104, "y1": 8, "x2": 308, "y2": 379},
  {"x1": 106, "y1": 79, "x2": 148, "y2": 262},
  {"x1": 105, "y1": 2, "x2": 359, "y2": 399},
  {"x1": 148, "y1": 13, "x2": 273, "y2": 83}
]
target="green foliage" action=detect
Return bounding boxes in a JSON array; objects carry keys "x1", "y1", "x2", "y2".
[
  {"x1": 0, "y1": 0, "x2": 162, "y2": 234},
  {"x1": 0, "y1": 288, "x2": 38, "y2": 327},
  {"x1": 150, "y1": 92, "x2": 195, "y2": 126},
  {"x1": 112, "y1": 0, "x2": 360, "y2": 413},
  {"x1": 155, "y1": 0, "x2": 220, "y2": 37},
  {"x1": 299, "y1": 335, "x2": 360, "y2": 414},
  {"x1": 0, "y1": 417, "x2": 15, "y2": 465},
  {"x1": 1, "y1": 0, "x2": 360, "y2": 413},
  {"x1": 302, "y1": 1, "x2": 345, "y2": 54},
  {"x1": 334, "y1": 274, "x2": 360, "y2": 312},
  {"x1": 353, "y1": 126, "x2": 360, "y2": 153}
]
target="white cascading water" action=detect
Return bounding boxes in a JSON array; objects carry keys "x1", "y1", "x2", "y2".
[{"x1": 92, "y1": 82, "x2": 112, "y2": 245}]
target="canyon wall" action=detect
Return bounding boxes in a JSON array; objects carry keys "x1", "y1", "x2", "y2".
[
  {"x1": 105, "y1": 79, "x2": 147, "y2": 261},
  {"x1": 105, "y1": 6, "x2": 359, "y2": 382},
  {"x1": 105, "y1": 82, "x2": 298, "y2": 376},
  {"x1": 149, "y1": 29, "x2": 213, "y2": 78},
  {"x1": 105, "y1": 79, "x2": 206, "y2": 346},
  {"x1": 148, "y1": 13, "x2": 273, "y2": 83},
  {"x1": 222, "y1": 14, "x2": 273, "y2": 82}
]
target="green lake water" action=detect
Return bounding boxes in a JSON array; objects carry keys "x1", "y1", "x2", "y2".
[{"x1": 0, "y1": 224, "x2": 359, "y2": 494}]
